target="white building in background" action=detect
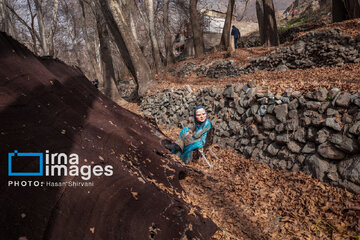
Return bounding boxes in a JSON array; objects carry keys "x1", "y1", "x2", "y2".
[
  {"x1": 203, "y1": 15, "x2": 225, "y2": 33},
  {"x1": 201, "y1": 9, "x2": 236, "y2": 34}
]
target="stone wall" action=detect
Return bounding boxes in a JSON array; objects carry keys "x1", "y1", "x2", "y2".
[
  {"x1": 140, "y1": 83, "x2": 360, "y2": 193},
  {"x1": 171, "y1": 29, "x2": 360, "y2": 78}
]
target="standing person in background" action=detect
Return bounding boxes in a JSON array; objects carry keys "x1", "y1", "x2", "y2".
[
  {"x1": 285, "y1": 11, "x2": 289, "y2": 20},
  {"x1": 231, "y1": 25, "x2": 241, "y2": 49},
  {"x1": 292, "y1": 9, "x2": 295, "y2": 18}
]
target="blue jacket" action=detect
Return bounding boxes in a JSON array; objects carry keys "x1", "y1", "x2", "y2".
[
  {"x1": 175, "y1": 119, "x2": 212, "y2": 163},
  {"x1": 231, "y1": 27, "x2": 240, "y2": 38}
]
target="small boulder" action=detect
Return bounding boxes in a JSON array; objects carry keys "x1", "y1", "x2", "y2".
[
  {"x1": 317, "y1": 142, "x2": 345, "y2": 160},
  {"x1": 335, "y1": 92, "x2": 351, "y2": 107}
]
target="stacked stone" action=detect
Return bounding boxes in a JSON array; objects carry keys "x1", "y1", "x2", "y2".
[
  {"x1": 170, "y1": 29, "x2": 360, "y2": 78},
  {"x1": 250, "y1": 29, "x2": 360, "y2": 71},
  {"x1": 140, "y1": 83, "x2": 360, "y2": 193}
]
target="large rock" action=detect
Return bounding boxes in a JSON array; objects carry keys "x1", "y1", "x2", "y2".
[
  {"x1": 262, "y1": 115, "x2": 278, "y2": 129},
  {"x1": 338, "y1": 157, "x2": 360, "y2": 185},
  {"x1": 316, "y1": 128, "x2": 331, "y2": 144},
  {"x1": 328, "y1": 88, "x2": 341, "y2": 99},
  {"x1": 313, "y1": 88, "x2": 328, "y2": 101},
  {"x1": 317, "y1": 142, "x2": 345, "y2": 160},
  {"x1": 287, "y1": 141, "x2": 302, "y2": 153},
  {"x1": 335, "y1": 92, "x2": 351, "y2": 107},
  {"x1": 294, "y1": 128, "x2": 306, "y2": 143},
  {"x1": 223, "y1": 85, "x2": 234, "y2": 99},
  {"x1": 276, "y1": 134, "x2": 290, "y2": 144},
  {"x1": 305, "y1": 154, "x2": 330, "y2": 181},
  {"x1": 273, "y1": 104, "x2": 288, "y2": 123},
  {"x1": 325, "y1": 118, "x2": 342, "y2": 131},
  {"x1": 286, "y1": 118, "x2": 299, "y2": 131},
  {"x1": 302, "y1": 142, "x2": 316, "y2": 153},
  {"x1": 267, "y1": 143, "x2": 280, "y2": 156},
  {"x1": 305, "y1": 101, "x2": 321, "y2": 110},
  {"x1": 349, "y1": 121, "x2": 360, "y2": 135},
  {"x1": 329, "y1": 134, "x2": 359, "y2": 153}
]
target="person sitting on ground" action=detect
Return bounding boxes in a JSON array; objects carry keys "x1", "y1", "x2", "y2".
[
  {"x1": 164, "y1": 106, "x2": 211, "y2": 163},
  {"x1": 231, "y1": 25, "x2": 241, "y2": 49}
]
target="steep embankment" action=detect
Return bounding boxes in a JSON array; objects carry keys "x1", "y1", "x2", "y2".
[{"x1": 0, "y1": 32, "x2": 217, "y2": 240}]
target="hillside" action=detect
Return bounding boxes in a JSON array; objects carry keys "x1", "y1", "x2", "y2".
[
  {"x1": 123, "y1": 18, "x2": 360, "y2": 239},
  {"x1": 1, "y1": 3, "x2": 360, "y2": 240},
  {"x1": 0, "y1": 32, "x2": 217, "y2": 239}
]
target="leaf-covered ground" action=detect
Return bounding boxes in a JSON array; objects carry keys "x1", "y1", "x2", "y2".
[
  {"x1": 157, "y1": 126, "x2": 360, "y2": 240},
  {"x1": 120, "y1": 18, "x2": 360, "y2": 240},
  {"x1": 154, "y1": 19, "x2": 360, "y2": 95}
]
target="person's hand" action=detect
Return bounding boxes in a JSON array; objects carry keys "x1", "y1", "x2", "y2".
[{"x1": 184, "y1": 133, "x2": 192, "y2": 146}]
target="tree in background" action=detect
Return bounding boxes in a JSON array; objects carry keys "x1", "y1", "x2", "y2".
[
  {"x1": 33, "y1": 0, "x2": 48, "y2": 55},
  {"x1": 256, "y1": 0, "x2": 279, "y2": 47},
  {"x1": 220, "y1": 0, "x2": 235, "y2": 50},
  {"x1": 0, "y1": 0, "x2": 16, "y2": 37},
  {"x1": 332, "y1": 0, "x2": 360, "y2": 22},
  {"x1": 145, "y1": 0, "x2": 162, "y2": 73},
  {"x1": 99, "y1": 0, "x2": 156, "y2": 97},
  {"x1": 94, "y1": 1, "x2": 125, "y2": 105},
  {"x1": 190, "y1": 0, "x2": 204, "y2": 57},
  {"x1": 79, "y1": 0, "x2": 103, "y2": 85},
  {"x1": 163, "y1": 0, "x2": 175, "y2": 65},
  {"x1": 1, "y1": 0, "x2": 194, "y2": 98},
  {"x1": 255, "y1": 0, "x2": 265, "y2": 45}
]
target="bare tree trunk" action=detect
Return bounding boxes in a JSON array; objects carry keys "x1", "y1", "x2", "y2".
[
  {"x1": 190, "y1": 0, "x2": 204, "y2": 57},
  {"x1": 257, "y1": 0, "x2": 279, "y2": 47},
  {"x1": 98, "y1": 0, "x2": 156, "y2": 97},
  {"x1": 256, "y1": 0, "x2": 265, "y2": 45},
  {"x1": 61, "y1": 0, "x2": 81, "y2": 67},
  {"x1": 332, "y1": 0, "x2": 348, "y2": 22},
  {"x1": 145, "y1": 0, "x2": 162, "y2": 73},
  {"x1": 26, "y1": 0, "x2": 38, "y2": 54},
  {"x1": 163, "y1": 0, "x2": 175, "y2": 65},
  {"x1": 95, "y1": 2, "x2": 126, "y2": 105},
  {"x1": 6, "y1": 1, "x2": 40, "y2": 49},
  {"x1": 0, "y1": 0, "x2": 8, "y2": 32},
  {"x1": 220, "y1": 0, "x2": 235, "y2": 50},
  {"x1": 78, "y1": 0, "x2": 103, "y2": 84},
  {"x1": 129, "y1": 11, "x2": 139, "y2": 44},
  {"x1": 332, "y1": 0, "x2": 360, "y2": 22},
  {"x1": 263, "y1": 0, "x2": 279, "y2": 47},
  {"x1": 34, "y1": 0, "x2": 49, "y2": 55},
  {"x1": 0, "y1": 0, "x2": 15, "y2": 36},
  {"x1": 0, "y1": 0, "x2": 6, "y2": 32},
  {"x1": 48, "y1": 0, "x2": 59, "y2": 57}
]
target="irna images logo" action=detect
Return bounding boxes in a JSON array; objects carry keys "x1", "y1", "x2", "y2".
[
  {"x1": 8, "y1": 150, "x2": 43, "y2": 176},
  {"x1": 8, "y1": 150, "x2": 113, "y2": 180}
]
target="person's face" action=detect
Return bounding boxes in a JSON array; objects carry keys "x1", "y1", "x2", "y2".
[{"x1": 195, "y1": 108, "x2": 207, "y2": 123}]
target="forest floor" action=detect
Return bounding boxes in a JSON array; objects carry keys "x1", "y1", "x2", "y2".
[{"x1": 120, "y1": 19, "x2": 360, "y2": 240}]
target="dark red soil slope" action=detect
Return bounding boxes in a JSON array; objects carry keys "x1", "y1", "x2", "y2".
[{"x1": 0, "y1": 32, "x2": 217, "y2": 240}]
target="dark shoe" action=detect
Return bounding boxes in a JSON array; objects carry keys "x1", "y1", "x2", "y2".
[
  {"x1": 160, "y1": 139, "x2": 172, "y2": 147},
  {"x1": 164, "y1": 143, "x2": 181, "y2": 152},
  {"x1": 192, "y1": 149, "x2": 200, "y2": 161}
]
